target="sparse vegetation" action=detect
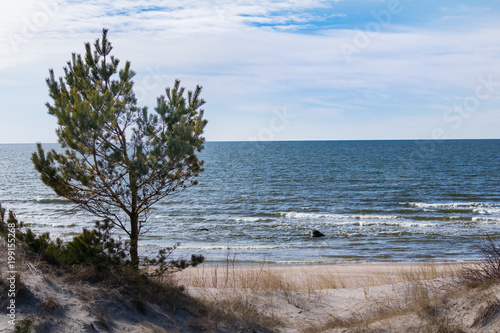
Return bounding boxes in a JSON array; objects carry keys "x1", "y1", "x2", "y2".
[
  {"x1": 473, "y1": 296, "x2": 500, "y2": 328},
  {"x1": 95, "y1": 310, "x2": 111, "y2": 330},
  {"x1": 176, "y1": 256, "x2": 469, "y2": 332},
  {"x1": 14, "y1": 318, "x2": 33, "y2": 333},
  {"x1": 461, "y1": 234, "x2": 500, "y2": 287},
  {"x1": 41, "y1": 297, "x2": 60, "y2": 314}
]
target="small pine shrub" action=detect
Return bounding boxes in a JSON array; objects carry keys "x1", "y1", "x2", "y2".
[
  {"x1": 1, "y1": 203, "x2": 127, "y2": 272},
  {"x1": 143, "y1": 242, "x2": 204, "y2": 277},
  {"x1": 1, "y1": 202, "x2": 202, "y2": 281},
  {"x1": 64, "y1": 219, "x2": 127, "y2": 267},
  {"x1": 14, "y1": 318, "x2": 33, "y2": 333},
  {"x1": 22, "y1": 230, "x2": 63, "y2": 265},
  {"x1": 0, "y1": 204, "x2": 25, "y2": 239},
  {"x1": 0, "y1": 203, "x2": 6, "y2": 234}
]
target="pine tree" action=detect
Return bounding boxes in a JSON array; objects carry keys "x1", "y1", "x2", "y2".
[{"x1": 32, "y1": 29, "x2": 207, "y2": 267}]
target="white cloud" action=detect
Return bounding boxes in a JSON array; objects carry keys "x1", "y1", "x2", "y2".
[{"x1": 1, "y1": 1, "x2": 499, "y2": 142}]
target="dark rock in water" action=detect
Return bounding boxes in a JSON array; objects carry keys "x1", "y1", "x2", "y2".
[
  {"x1": 309, "y1": 230, "x2": 325, "y2": 237},
  {"x1": 198, "y1": 228, "x2": 210, "y2": 232}
]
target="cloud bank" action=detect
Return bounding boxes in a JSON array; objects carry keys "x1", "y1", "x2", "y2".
[{"x1": 1, "y1": 0, "x2": 499, "y2": 142}]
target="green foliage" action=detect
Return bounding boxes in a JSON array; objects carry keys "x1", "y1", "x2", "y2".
[
  {"x1": 14, "y1": 318, "x2": 33, "y2": 333},
  {"x1": 22, "y1": 230, "x2": 62, "y2": 265},
  {"x1": 2, "y1": 204, "x2": 200, "y2": 280},
  {"x1": 0, "y1": 203, "x2": 24, "y2": 239},
  {"x1": 143, "y1": 243, "x2": 205, "y2": 277},
  {"x1": 28, "y1": 222, "x2": 127, "y2": 268},
  {"x1": 65, "y1": 219, "x2": 127, "y2": 266},
  {"x1": 31, "y1": 28, "x2": 207, "y2": 267},
  {"x1": 1, "y1": 205, "x2": 126, "y2": 269},
  {"x1": 0, "y1": 203, "x2": 5, "y2": 235}
]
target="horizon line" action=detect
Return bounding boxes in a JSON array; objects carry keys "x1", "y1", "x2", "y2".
[{"x1": 1, "y1": 138, "x2": 500, "y2": 145}]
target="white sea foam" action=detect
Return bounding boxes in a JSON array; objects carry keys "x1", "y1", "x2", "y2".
[
  {"x1": 406, "y1": 202, "x2": 500, "y2": 217},
  {"x1": 353, "y1": 214, "x2": 399, "y2": 220},
  {"x1": 34, "y1": 197, "x2": 70, "y2": 203},
  {"x1": 231, "y1": 217, "x2": 263, "y2": 223},
  {"x1": 178, "y1": 245, "x2": 287, "y2": 250},
  {"x1": 473, "y1": 207, "x2": 500, "y2": 214},
  {"x1": 407, "y1": 202, "x2": 494, "y2": 209},
  {"x1": 472, "y1": 217, "x2": 500, "y2": 224},
  {"x1": 279, "y1": 212, "x2": 342, "y2": 219},
  {"x1": 352, "y1": 221, "x2": 435, "y2": 228},
  {"x1": 280, "y1": 212, "x2": 399, "y2": 220}
]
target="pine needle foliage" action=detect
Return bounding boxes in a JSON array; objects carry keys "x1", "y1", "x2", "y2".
[{"x1": 31, "y1": 29, "x2": 207, "y2": 267}]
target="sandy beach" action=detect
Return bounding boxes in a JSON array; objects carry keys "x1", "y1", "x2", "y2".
[
  {"x1": 176, "y1": 261, "x2": 465, "y2": 289},
  {"x1": 173, "y1": 261, "x2": 498, "y2": 332}
]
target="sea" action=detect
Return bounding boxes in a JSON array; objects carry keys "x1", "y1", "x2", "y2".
[{"x1": 1, "y1": 140, "x2": 499, "y2": 264}]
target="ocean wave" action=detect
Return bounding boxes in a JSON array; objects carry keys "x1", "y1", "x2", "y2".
[
  {"x1": 411, "y1": 216, "x2": 471, "y2": 221},
  {"x1": 42, "y1": 223, "x2": 78, "y2": 228},
  {"x1": 178, "y1": 245, "x2": 289, "y2": 250},
  {"x1": 405, "y1": 202, "x2": 500, "y2": 217},
  {"x1": 349, "y1": 221, "x2": 435, "y2": 228},
  {"x1": 230, "y1": 217, "x2": 265, "y2": 223},
  {"x1": 273, "y1": 259, "x2": 350, "y2": 264},
  {"x1": 473, "y1": 207, "x2": 500, "y2": 214},
  {"x1": 34, "y1": 198, "x2": 71, "y2": 204},
  {"x1": 472, "y1": 217, "x2": 500, "y2": 224},
  {"x1": 406, "y1": 202, "x2": 494, "y2": 210},
  {"x1": 278, "y1": 212, "x2": 399, "y2": 221},
  {"x1": 276, "y1": 212, "x2": 338, "y2": 219}
]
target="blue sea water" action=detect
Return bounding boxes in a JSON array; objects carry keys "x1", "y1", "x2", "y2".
[{"x1": 1, "y1": 140, "x2": 499, "y2": 264}]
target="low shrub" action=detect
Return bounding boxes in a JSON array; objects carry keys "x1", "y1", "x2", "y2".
[
  {"x1": 144, "y1": 242, "x2": 204, "y2": 277},
  {"x1": 0, "y1": 202, "x2": 203, "y2": 281},
  {"x1": 462, "y1": 234, "x2": 500, "y2": 286}
]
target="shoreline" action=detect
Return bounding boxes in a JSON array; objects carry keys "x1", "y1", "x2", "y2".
[{"x1": 199, "y1": 259, "x2": 474, "y2": 266}]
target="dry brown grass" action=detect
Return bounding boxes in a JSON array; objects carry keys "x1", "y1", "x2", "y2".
[
  {"x1": 306, "y1": 279, "x2": 463, "y2": 333},
  {"x1": 181, "y1": 261, "x2": 461, "y2": 291},
  {"x1": 461, "y1": 235, "x2": 500, "y2": 288},
  {"x1": 40, "y1": 297, "x2": 60, "y2": 314},
  {"x1": 304, "y1": 261, "x2": 500, "y2": 333},
  {"x1": 472, "y1": 295, "x2": 500, "y2": 327},
  {"x1": 174, "y1": 261, "x2": 465, "y2": 332}
]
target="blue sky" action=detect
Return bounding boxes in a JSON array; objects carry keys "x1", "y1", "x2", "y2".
[{"x1": 1, "y1": 0, "x2": 499, "y2": 143}]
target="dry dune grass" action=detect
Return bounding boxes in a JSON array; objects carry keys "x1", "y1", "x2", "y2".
[
  {"x1": 178, "y1": 260, "x2": 462, "y2": 291},
  {"x1": 175, "y1": 261, "x2": 469, "y2": 332}
]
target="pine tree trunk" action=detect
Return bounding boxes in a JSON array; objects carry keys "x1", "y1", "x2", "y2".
[
  {"x1": 130, "y1": 174, "x2": 139, "y2": 268},
  {"x1": 130, "y1": 213, "x2": 139, "y2": 268}
]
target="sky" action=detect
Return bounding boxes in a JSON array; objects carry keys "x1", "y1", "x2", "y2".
[{"x1": 0, "y1": 0, "x2": 499, "y2": 143}]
